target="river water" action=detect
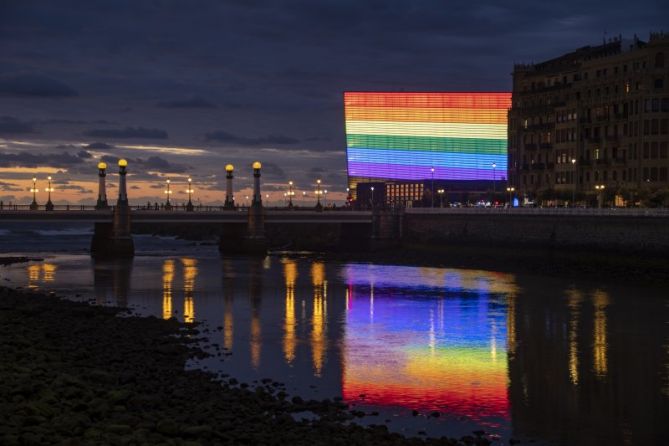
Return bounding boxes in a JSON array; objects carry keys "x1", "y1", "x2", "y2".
[{"x1": 0, "y1": 224, "x2": 667, "y2": 445}]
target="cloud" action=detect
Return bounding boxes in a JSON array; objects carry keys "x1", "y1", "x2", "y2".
[
  {"x1": 0, "y1": 116, "x2": 34, "y2": 135},
  {"x1": 83, "y1": 142, "x2": 115, "y2": 150},
  {"x1": 0, "y1": 181, "x2": 23, "y2": 192},
  {"x1": 100, "y1": 155, "x2": 190, "y2": 175},
  {"x1": 0, "y1": 74, "x2": 78, "y2": 97},
  {"x1": 157, "y1": 96, "x2": 217, "y2": 109},
  {"x1": 77, "y1": 150, "x2": 93, "y2": 159},
  {"x1": 205, "y1": 130, "x2": 300, "y2": 146},
  {"x1": 84, "y1": 127, "x2": 168, "y2": 139},
  {"x1": 53, "y1": 183, "x2": 93, "y2": 194},
  {"x1": 260, "y1": 161, "x2": 286, "y2": 179},
  {"x1": 0, "y1": 152, "x2": 84, "y2": 168}
]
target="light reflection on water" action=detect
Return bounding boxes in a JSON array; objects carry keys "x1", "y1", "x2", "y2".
[{"x1": 1, "y1": 252, "x2": 667, "y2": 444}]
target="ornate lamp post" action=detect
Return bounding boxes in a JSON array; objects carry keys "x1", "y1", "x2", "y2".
[
  {"x1": 117, "y1": 159, "x2": 128, "y2": 205},
  {"x1": 96, "y1": 162, "x2": 109, "y2": 209},
  {"x1": 224, "y1": 164, "x2": 235, "y2": 209},
  {"x1": 287, "y1": 180, "x2": 295, "y2": 208},
  {"x1": 251, "y1": 161, "x2": 262, "y2": 207},
  {"x1": 323, "y1": 189, "x2": 328, "y2": 208},
  {"x1": 315, "y1": 179, "x2": 322, "y2": 210},
  {"x1": 506, "y1": 186, "x2": 515, "y2": 205},
  {"x1": 595, "y1": 184, "x2": 606, "y2": 208},
  {"x1": 437, "y1": 188, "x2": 445, "y2": 207},
  {"x1": 186, "y1": 177, "x2": 194, "y2": 211},
  {"x1": 571, "y1": 158, "x2": 577, "y2": 206},
  {"x1": 370, "y1": 186, "x2": 375, "y2": 210},
  {"x1": 30, "y1": 177, "x2": 39, "y2": 210},
  {"x1": 45, "y1": 176, "x2": 54, "y2": 211},
  {"x1": 164, "y1": 179, "x2": 172, "y2": 210}
]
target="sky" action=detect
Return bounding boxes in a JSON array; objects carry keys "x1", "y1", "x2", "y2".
[{"x1": 0, "y1": 0, "x2": 666, "y2": 205}]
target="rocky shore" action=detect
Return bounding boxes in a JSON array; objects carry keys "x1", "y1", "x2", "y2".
[{"x1": 0, "y1": 286, "x2": 481, "y2": 446}]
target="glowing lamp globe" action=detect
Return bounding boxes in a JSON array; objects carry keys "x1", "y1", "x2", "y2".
[
  {"x1": 118, "y1": 159, "x2": 128, "y2": 168},
  {"x1": 252, "y1": 161, "x2": 262, "y2": 169},
  {"x1": 97, "y1": 162, "x2": 107, "y2": 170},
  {"x1": 225, "y1": 164, "x2": 234, "y2": 172}
]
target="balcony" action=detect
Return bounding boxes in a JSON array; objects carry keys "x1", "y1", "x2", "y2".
[
  {"x1": 595, "y1": 158, "x2": 610, "y2": 166},
  {"x1": 524, "y1": 143, "x2": 538, "y2": 151},
  {"x1": 540, "y1": 143, "x2": 553, "y2": 150},
  {"x1": 531, "y1": 163, "x2": 546, "y2": 170}
]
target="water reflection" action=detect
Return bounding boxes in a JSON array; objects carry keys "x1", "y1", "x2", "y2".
[
  {"x1": 162, "y1": 260, "x2": 174, "y2": 319},
  {"x1": 342, "y1": 264, "x2": 511, "y2": 424},
  {"x1": 283, "y1": 259, "x2": 297, "y2": 364},
  {"x1": 182, "y1": 258, "x2": 197, "y2": 324},
  {"x1": 4, "y1": 255, "x2": 668, "y2": 444},
  {"x1": 311, "y1": 261, "x2": 327, "y2": 376},
  {"x1": 222, "y1": 259, "x2": 235, "y2": 352},
  {"x1": 592, "y1": 290, "x2": 609, "y2": 378},
  {"x1": 249, "y1": 260, "x2": 263, "y2": 369},
  {"x1": 566, "y1": 289, "x2": 583, "y2": 386},
  {"x1": 27, "y1": 263, "x2": 57, "y2": 288},
  {"x1": 92, "y1": 259, "x2": 132, "y2": 307}
]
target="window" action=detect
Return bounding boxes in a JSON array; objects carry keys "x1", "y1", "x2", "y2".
[
  {"x1": 656, "y1": 52, "x2": 665, "y2": 68},
  {"x1": 655, "y1": 79, "x2": 664, "y2": 89}
]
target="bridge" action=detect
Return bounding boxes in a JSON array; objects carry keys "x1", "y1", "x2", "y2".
[
  {"x1": 0, "y1": 160, "x2": 380, "y2": 257},
  {"x1": 0, "y1": 209, "x2": 373, "y2": 224}
]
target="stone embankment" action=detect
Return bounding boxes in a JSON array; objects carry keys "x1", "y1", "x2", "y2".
[{"x1": 0, "y1": 286, "x2": 485, "y2": 446}]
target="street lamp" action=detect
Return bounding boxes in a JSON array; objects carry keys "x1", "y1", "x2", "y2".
[
  {"x1": 571, "y1": 158, "x2": 577, "y2": 206},
  {"x1": 595, "y1": 184, "x2": 606, "y2": 208},
  {"x1": 370, "y1": 186, "x2": 375, "y2": 210},
  {"x1": 287, "y1": 180, "x2": 294, "y2": 208},
  {"x1": 315, "y1": 179, "x2": 322, "y2": 210},
  {"x1": 323, "y1": 189, "x2": 328, "y2": 208},
  {"x1": 492, "y1": 162, "x2": 497, "y2": 200},
  {"x1": 45, "y1": 176, "x2": 54, "y2": 211},
  {"x1": 430, "y1": 167, "x2": 435, "y2": 208},
  {"x1": 164, "y1": 179, "x2": 172, "y2": 210},
  {"x1": 437, "y1": 188, "x2": 445, "y2": 207},
  {"x1": 186, "y1": 177, "x2": 194, "y2": 211},
  {"x1": 506, "y1": 186, "x2": 515, "y2": 205},
  {"x1": 30, "y1": 177, "x2": 39, "y2": 210}
]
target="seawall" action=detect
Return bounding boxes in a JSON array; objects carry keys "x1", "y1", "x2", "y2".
[{"x1": 402, "y1": 210, "x2": 669, "y2": 255}]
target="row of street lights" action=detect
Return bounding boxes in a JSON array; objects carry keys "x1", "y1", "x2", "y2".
[
  {"x1": 29, "y1": 176, "x2": 54, "y2": 210},
  {"x1": 158, "y1": 176, "x2": 330, "y2": 208}
]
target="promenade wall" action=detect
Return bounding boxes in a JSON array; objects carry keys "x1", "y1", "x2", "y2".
[{"x1": 402, "y1": 209, "x2": 669, "y2": 254}]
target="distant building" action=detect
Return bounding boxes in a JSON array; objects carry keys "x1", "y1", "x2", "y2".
[
  {"x1": 508, "y1": 33, "x2": 669, "y2": 206},
  {"x1": 345, "y1": 92, "x2": 511, "y2": 207}
]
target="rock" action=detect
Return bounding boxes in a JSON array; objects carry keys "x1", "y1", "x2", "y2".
[{"x1": 156, "y1": 419, "x2": 180, "y2": 436}]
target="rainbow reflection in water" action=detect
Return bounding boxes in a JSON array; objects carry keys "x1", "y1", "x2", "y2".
[{"x1": 341, "y1": 264, "x2": 516, "y2": 423}]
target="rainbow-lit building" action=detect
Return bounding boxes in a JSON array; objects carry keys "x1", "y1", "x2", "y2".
[{"x1": 344, "y1": 92, "x2": 512, "y2": 206}]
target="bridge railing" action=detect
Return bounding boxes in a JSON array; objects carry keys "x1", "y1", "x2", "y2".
[{"x1": 0, "y1": 204, "x2": 359, "y2": 212}]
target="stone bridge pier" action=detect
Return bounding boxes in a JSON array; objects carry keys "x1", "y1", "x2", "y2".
[
  {"x1": 219, "y1": 161, "x2": 267, "y2": 256},
  {"x1": 91, "y1": 159, "x2": 134, "y2": 258}
]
